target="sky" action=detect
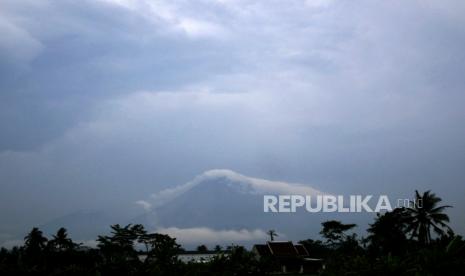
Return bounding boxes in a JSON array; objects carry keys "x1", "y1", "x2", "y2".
[{"x1": 1, "y1": 0, "x2": 465, "y2": 244}]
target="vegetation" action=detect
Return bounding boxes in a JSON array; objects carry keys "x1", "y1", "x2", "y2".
[
  {"x1": 0, "y1": 190, "x2": 463, "y2": 275},
  {"x1": 405, "y1": 190, "x2": 452, "y2": 245},
  {"x1": 266, "y1": 229, "x2": 278, "y2": 241}
]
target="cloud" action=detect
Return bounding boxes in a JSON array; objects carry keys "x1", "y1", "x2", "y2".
[
  {"x1": 0, "y1": 17, "x2": 43, "y2": 66},
  {"x1": 76, "y1": 239, "x2": 99, "y2": 248},
  {"x1": 157, "y1": 227, "x2": 268, "y2": 245},
  {"x1": 304, "y1": 0, "x2": 335, "y2": 8},
  {"x1": 135, "y1": 200, "x2": 152, "y2": 211},
  {"x1": 143, "y1": 169, "x2": 325, "y2": 210},
  {"x1": 175, "y1": 18, "x2": 225, "y2": 38},
  {"x1": 97, "y1": 0, "x2": 227, "y2": 38},
  {"x1": 203, "y1": 169, "x2": 325, "y2": 195}
]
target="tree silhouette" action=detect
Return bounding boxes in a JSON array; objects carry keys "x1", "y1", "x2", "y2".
[
  {"x1": 145, "y1": 233, "x2": 180, "y2": 264},
  {"x1": 23, "y1": 227, "x2": 48, "y2": 267},
  {"x1": 48, "y1": 227, "x2": 77, "y2": 252},
  {"x1": 267, "y1": 230, "x2": 278, "y2": 241},
  {"x1": 367, "y1": 208, "x2": 410, "y2": 255},
  {"x1": 97, "y1": 224, "x2": 145, "y2": 274},
  {"x1": 197, "y1": 244, "x2": 208, "y2": 252},
  {"x1": 320, "y1": 220, "x2": 356, "y2": 245},
  {"x1": 406, "y1": 190, "x2": 452, "y2": 244},
  {"x1": 140, "y1": 232, "x2": 181, "y2": 275},
  {"x1": 24, "y1": 227, "x2": 48, "y2": 252}
]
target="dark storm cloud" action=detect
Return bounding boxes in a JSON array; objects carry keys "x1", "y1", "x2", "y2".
[{"x1": 0, "y1": 0, "x2": 239, "y2": 150}]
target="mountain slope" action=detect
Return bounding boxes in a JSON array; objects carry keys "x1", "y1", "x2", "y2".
[{"x1": 135, "y1": 170, "x2": 338, "y2": 245}]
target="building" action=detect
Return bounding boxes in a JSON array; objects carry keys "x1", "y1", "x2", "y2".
[{"x1": 252, "y1": 241, "x2": 323, "y2": 274}]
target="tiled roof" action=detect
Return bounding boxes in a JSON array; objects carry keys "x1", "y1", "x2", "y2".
[
  {"x1": 253, "y1": 244, "x2": 272, "y2": 257},
  {"x1": 294, "y1": 244, "x2": 309, "y2": 256},
  {"x1": 267, "y1": 241, "x2": 298, "y2": 257}
]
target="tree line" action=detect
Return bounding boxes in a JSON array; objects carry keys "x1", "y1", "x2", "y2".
[{"x1": 0, "y1": 190, "x2": 464, "y2": 275}]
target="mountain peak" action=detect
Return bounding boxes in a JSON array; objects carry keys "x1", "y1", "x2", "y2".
[{"x1": 136, "y1": 169, "x2": 325, "y2": 211}]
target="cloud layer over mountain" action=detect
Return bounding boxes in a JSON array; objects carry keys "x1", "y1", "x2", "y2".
[{"x1": 138, "y1": 169, "x2": 325, "y2": 210}]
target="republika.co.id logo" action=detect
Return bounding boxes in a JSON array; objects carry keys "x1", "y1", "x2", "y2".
[{"x1": 264, "y1": 195, "x2": 423, "y2": 213}]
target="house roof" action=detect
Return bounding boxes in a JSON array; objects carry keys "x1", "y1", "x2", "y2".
[
  {"x1": 267, "y1": 241, "x2": 298, "y2": 257},
  {"x1": 253, "y1": 241, "x2": 312, "y2": 258},
  {"x1": 253, "y1": 244, "x2": 272, "y2": 257},
  {"x1": 294, "y1": 244, "x2": 309, "y2": 256}
]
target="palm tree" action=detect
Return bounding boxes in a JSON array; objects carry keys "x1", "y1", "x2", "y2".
[
  {"x1": 267, "y1": 230, "x2": 278, "y2": 241},
  {"x1": 97, "y1": 224, "x2": 145, "y2": 262},
  {"x1": 49, "y1": 227, "x2": 76, "y2": 251},
  {"x1": 24, "y1": 227, "x2": 48, "y2": 253},
  {"x1": 405, "y1": 190, "x2": 452, "y2": 244},
  {"x1": 24, "y1": 227, "x2": 48, "y2": 265}
]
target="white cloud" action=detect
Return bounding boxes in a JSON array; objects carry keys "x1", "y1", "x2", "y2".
[
  {"x1": 157, "y1": 227, "x2": 268, "y2": 245},
  {"x1": 135, "y1": 200, "x2": 152, "y2": 211},
  {"x1": 204, "y1": 169, "x2": 325, "y2": 195},
  {"x1": 76, "y1": 239, "x2": 99, "y2": 248},
  {"x1": 176, "y1": 17, "x2": 225, "y2": 38},
  {"x1": 143, "y1": 169, "x2": 325, "y2": 210}
]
